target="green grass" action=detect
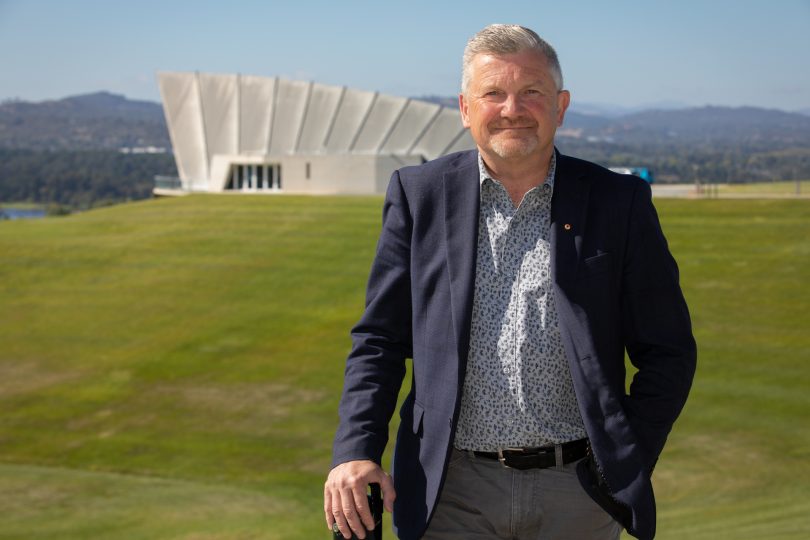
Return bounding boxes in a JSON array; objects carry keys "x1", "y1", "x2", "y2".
[
  {"x1": 1, "y1": 194, "x2": 808, "y2": 539},
  {"x1": 648, "y1": 199, "x2": 810, "y2": 539},
  {"x1": 713, "y1": 180, "x2": 810, "y2": 195}
]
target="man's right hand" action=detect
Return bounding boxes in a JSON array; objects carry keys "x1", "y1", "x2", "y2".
[{"x1": 324, "y1": 460, "x2": 396, "y2": 539}]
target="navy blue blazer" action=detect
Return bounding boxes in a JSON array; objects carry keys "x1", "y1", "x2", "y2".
[{"x1": 332, "y1": 149, "x2": 696, "y2": 540}]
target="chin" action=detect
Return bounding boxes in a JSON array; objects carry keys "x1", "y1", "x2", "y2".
[{"x1": 490, "y1": 137, "x2": 539, "y2": 159}]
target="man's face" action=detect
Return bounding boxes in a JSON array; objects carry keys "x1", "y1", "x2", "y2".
[{"x1": 459, "y1": 49, "x2": 570, "y2": 164}]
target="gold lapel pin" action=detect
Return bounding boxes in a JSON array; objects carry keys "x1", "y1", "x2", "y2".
[{"x1": 564, "y1": 223, "x2": 572, "y2": 231}]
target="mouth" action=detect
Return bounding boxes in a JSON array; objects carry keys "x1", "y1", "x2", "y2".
[
  {"x1": 491, "y1": 127, "x2": 536, "y2": 135},
  {"x1": 490, "y1": 125, "x2": 537, "y2": 131}
]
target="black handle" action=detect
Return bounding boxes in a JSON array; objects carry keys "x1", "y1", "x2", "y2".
[{"x1": 370, "y1": 483, "x2": 383, "y2": 538}]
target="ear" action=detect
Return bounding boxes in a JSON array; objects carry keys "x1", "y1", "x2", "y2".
[
  {"x1": 556, "y1": 90, "x2": 571, "y2": 127},
  {"x1": 459, "y1": 93, "x2": 471, "y2": 128}
]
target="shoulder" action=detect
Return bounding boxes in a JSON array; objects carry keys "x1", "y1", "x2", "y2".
[
  {"x1": 557, "y1": 152, "x2": 650, "y2": 198},
  {"x1": 382, "y1": 150, "x2": 478, "y2": 218},
  {"x1": 397, "y1": 150, "x2": 478, "y2": 183}
]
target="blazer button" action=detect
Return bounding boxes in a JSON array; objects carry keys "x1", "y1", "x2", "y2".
[{"x1": 564, "y1": 223, "x2": 572, "y2": 231}]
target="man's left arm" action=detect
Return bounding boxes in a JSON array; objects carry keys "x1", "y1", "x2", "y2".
[{"x1": 620, "y1": 180, "x2": 697, "y2": 471}]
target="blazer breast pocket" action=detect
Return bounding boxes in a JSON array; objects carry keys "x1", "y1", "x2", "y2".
[{"x1": 578, "y1": 252, "x2": 612, "y2": 280}]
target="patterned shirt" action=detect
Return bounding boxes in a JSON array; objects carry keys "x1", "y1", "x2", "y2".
[{"x1": 453, "y1": 153, "x2": 587, "y2": 451}]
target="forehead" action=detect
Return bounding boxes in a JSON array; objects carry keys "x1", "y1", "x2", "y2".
[{"x1": 469, "y1": 50, "x2": 554, "y2": 88}]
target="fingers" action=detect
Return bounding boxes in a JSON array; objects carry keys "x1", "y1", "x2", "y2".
[
  {"x1": 324, "y1": 486, "x2": 345, "y2": 536},
  {"x1": 340, "y1": 484, "x2": 372, "y2": 537},
  {"x1": 350, "y1": 484, "x2": 376, "y2": 533},
  {"x1": 324, "y1": 460, "x2": 386, "y2": 539},
  {"x1": 380, "y1": 471, "x2": 397, "y2": 513},
  {"x1": 325, "y1": 482, "x2": 354, "y2": 539}
]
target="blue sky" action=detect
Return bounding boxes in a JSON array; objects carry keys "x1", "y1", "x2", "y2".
[{"x1": 1, "y1": 0, "x2": 808, "y2": 111}]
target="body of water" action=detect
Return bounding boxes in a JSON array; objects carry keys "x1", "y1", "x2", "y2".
[{"x1": 0, "y1": 207, "x2": 47, "y2": 220}]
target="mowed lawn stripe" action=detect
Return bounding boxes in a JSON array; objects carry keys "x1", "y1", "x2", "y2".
[
  {"x1": 1, "y1": 194, "x2": 385, "y2": 539},
  {"x1": 0, "y1": 462, "x2": 297, "y2": 540},
  {"x1": 1, "y1": 195, "x2": 808, "y2": 539}
]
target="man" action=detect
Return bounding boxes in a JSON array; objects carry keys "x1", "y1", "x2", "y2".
[{"x1": 325, "y1": 24, "x2": 695, "y2": 540}]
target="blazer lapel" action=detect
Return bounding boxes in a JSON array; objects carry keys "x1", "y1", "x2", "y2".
[
  {"x1": 441, "y1": 150, "x2": 590, "y2": 371},
  {"x1": 443, "y1": 158, "x2": 480, "y2": 372},
  {"x1": 551, "y1": 151, "x2": 591, "y2": 285}
]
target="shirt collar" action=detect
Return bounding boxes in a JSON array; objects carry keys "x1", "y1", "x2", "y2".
[{"x1": 477, "y1": 152, "x2": 557, "y2": 195}]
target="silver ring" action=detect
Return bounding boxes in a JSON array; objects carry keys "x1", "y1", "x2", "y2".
[{"x1": 332, "y1": 522, "x2": 340, "y2": 533}]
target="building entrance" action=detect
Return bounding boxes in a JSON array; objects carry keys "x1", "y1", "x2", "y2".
[{"x1": 225, "y1": 163, "x2": 282, "y2": 191}]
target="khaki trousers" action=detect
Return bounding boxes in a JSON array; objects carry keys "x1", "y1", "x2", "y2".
[{"x1": 421, "y1": 448, "x2": 622, "y2": 540}]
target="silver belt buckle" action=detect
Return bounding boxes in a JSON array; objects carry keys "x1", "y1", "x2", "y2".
[{"x1": 497, "y1": 447, "x2": 523, "y2": 468}]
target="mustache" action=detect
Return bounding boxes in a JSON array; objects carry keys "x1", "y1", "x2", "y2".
[{"x1": 489, "y1": 118, "x2": 538, "y2": 129}]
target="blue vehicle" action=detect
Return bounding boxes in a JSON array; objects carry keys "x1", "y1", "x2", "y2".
[{"x1": 609, "y1": 167, "x2": 655, "y2": 184}]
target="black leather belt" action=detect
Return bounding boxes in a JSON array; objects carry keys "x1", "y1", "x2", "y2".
[{"x1": 468, "y1": 438, "x2": 589, "y2": 470}]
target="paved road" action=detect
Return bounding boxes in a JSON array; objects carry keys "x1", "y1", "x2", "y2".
[
  {"x1": 651, "y1": 185, "x2": 697, "y2": 198},
  {"x1": 651, "y1": 184, "x2": 810, "y2": 199}
]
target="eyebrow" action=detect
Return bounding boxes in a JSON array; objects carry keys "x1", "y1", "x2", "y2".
[{"x1": 477, "y1": 79, "x2": 549, "y2": 94}]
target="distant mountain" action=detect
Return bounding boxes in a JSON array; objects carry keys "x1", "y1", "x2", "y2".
[
  {"x1": 1, "y1": 92, "x2": 809, "y2": 202},
  {"x1": 411, "y1": 96, "x2": 810, "y2": 149},
  {"x1": 557, "y1": 105, "x2": 810, "y2": 149},
  {"x1": 567, "y1": 101, "x2": 688, "y2": 118},
  {"x1": 415, "y1": 97, "x2": 691, "y2": 117},
  {"x1": 601, "y1": 106, "x2": 810, "y2": 147},
  {"x1": 558, "y1": 111, "x2": 613, "y2": 131},
  {"x1": 0, "y1": 92, "x2": 170, "y2": 151},
  {"x1": 3, "y1": 91, "x2": 809, "y2": 154},
  {"x1": 415, "y1": 97, "x2": 685, "y2": 118},
  {"x1": 414, "y1": 95, "x2": 459, "y2": 109}
]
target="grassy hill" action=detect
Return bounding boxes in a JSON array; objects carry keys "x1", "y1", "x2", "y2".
[{"x1": 1, "y1": 194, "x2": 808, "y2": 539}]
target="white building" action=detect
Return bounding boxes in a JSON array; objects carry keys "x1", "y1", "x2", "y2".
[{"x1": 156, "y1": 72, "x2": 473, "y2": 196}]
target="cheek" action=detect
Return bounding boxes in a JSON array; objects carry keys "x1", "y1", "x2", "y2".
[
  {"x1": 475, "y1": 106, "x2": 500, "y2": 128},
  {"x1": 533, "y1": 106, "x2": 559, "y2": 127}
]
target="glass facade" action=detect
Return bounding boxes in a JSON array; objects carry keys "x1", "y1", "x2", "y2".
[{"x1": 226, "y1": 164, "x2": 282, "y2": 191}]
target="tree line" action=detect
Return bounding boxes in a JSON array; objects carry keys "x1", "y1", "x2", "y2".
[
  {"x1": 0, "y1": 149, "x2": 176, "y2": 211},
  {"x1": 1, "y1": 142, "x2": 809, "y2": 212},
  {"x1": 557, "y1": 140, "x2": 810, "y2": 184}
]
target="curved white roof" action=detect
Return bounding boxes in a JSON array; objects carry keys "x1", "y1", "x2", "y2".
[{"x1": 157, "y1": 72, "x2": 473, "y2": 185}]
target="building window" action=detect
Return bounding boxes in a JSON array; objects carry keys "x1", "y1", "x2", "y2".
[
  {"x1": 306, "y1": 162, "x2": 311, "y2": 180},
  {"x1": 226, "y1": 163, "x2": 282, "y2": 191}
]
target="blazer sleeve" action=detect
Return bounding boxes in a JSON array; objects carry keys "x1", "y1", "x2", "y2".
[
  {"x1": 620, "y1": 180, "x2": 697, "y2": 470},
  {"x1": 331, "y1": 171, "x2": 412, "y2": 467}
]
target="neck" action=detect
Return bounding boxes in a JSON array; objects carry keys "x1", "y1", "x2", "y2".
[{"x1": 480, "y1": 147, "x2": 554, "y2": 188}]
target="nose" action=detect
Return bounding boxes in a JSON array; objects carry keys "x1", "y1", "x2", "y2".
[{"x1": 500, "y1": 94, "x2": 524, "y2": 117}]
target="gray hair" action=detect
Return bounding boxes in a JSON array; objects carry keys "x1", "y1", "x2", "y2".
[{"x1": 461, "y1": 24, "x2": 564, "y2": 94}]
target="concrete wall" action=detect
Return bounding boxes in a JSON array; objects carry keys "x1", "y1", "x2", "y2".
[
  {"x1": 157, "y1": 71, "x2": 473, "y2": 195},
  {"x1": 282, "y1": 154, "x2": 423, "y2": 194},
  {"x1": 297, "y1": 83, "x2": 344, "y2": 153},
  {"x1": 198, "y1": 73, "x2": 238, "y2": 163},
  {"x1": 207, "y1": 154, "x2": 422, "y2": 195},
  {"x1": 158, "y1": 72, "x2": 208, "y2": 190},
  {"x1": 324, "y1": 88, "x2": 377, "y2": 154},
  {"x1": 239, "y1": 75, "x2": 276, "y2": 155}
]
